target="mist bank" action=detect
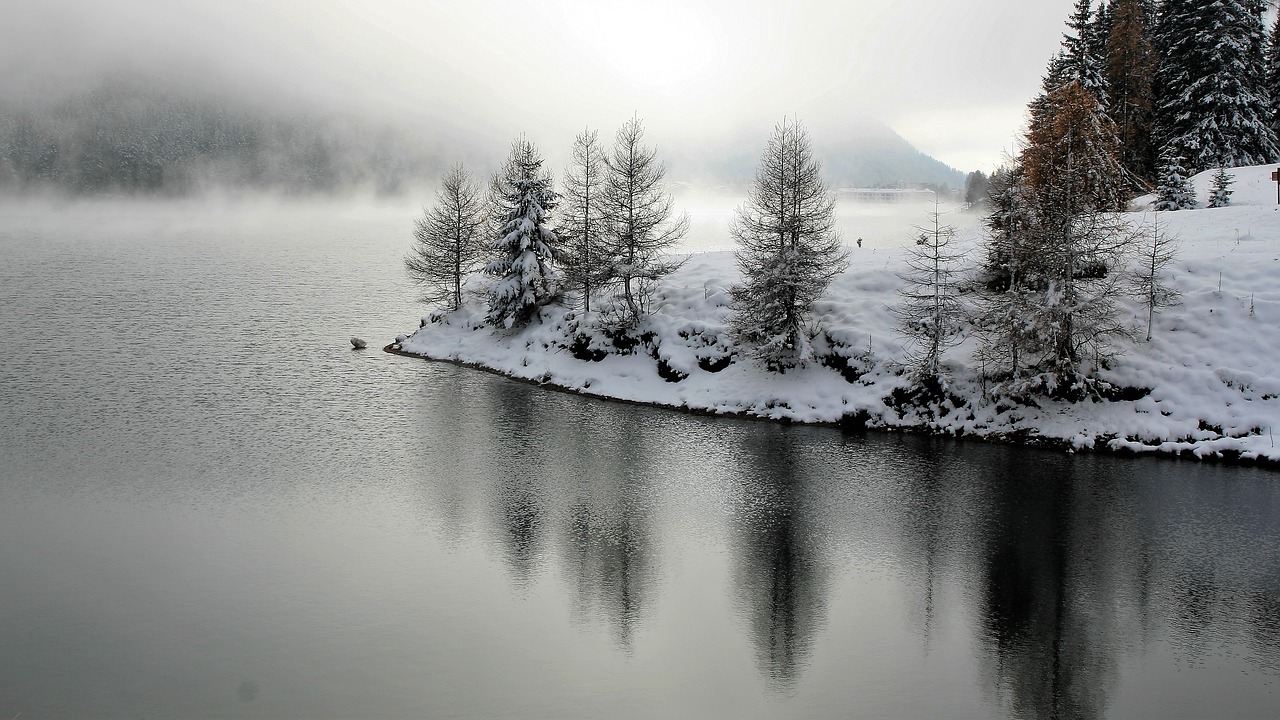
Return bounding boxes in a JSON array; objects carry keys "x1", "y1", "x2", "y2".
[
  {"x1": 2, "y1": 69, "x2": 976, "y2": 200},
  {"x1": 0, "y1": 76, "x2": 459, "y2": 198}
]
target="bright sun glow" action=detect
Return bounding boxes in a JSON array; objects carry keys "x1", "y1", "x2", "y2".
[{"x1": 571, "y1": 3, "x2": 725, "y2": 91}]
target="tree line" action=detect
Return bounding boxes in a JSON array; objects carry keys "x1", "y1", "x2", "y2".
[
  {"x1": 407, "y1": 116, "x2": 848, "y2": 370},
  {"x1": 955, "y1": 0, "x2": 1230, "y2": 399},
  {"x1": 967, "y1": 0, "x2": 1280, "y2": 211}
]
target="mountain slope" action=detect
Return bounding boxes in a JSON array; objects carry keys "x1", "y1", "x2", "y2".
[{"x1": 666, "y1": 117, "x2": 965, "y2": 190}]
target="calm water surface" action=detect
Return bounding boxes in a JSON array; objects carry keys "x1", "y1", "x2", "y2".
[{"x1": 1, "y1": 199, "x2": 1277, "y2": 719}]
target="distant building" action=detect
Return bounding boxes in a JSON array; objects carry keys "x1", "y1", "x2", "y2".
[{"x1": 836, "y1": 187, "x2": 936, "y2": 203}]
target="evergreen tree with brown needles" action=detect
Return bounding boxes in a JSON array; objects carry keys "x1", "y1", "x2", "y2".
[{"x1": 1104, "y1": 0, "x2": 1157, "y2": 181}]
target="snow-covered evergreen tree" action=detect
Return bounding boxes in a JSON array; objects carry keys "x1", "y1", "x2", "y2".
[
  {"x1": 1157, "y1": 0, "x2": 1279, "y2": 173},
  {"x1": 599, "y1": 117, "x2": 687, "y2": 326},
  {"x1": 1062, "y1": 0, "x2": 1110, "y2": 105},
  {"x1": 1153, "y1": 150, "x2": 1196, "y2": 210},
  {"x1": 405, "y1": 163, "x2": 488, "y2": 311},
  {"x1": 895, "y1": 200, "x2": 965, "y2": 381},
  {"x1": 972, "y1": 164, "x2": 1038, "y2": 381},
  {"x1": 731, "y1": 119, "x2": 848, "y2": 370},
  {"x1": 559, "y1": 129, "x2": 609, "y2": 313},
  {"x1": 1153, "y1": 0, "x2": 1197, "y2": 139},
  {"x1": 484, "y1": 138, "x2": 561, "y2": 329},
  {"x1": 1031, "y1": 1, "x2": 1113, "y2": 148},
  {"x1": 1207, "y1": 166, "x2": 1235, "y2": 207}
]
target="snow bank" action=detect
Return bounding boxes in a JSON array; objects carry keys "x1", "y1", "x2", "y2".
[{"x1": 393, "y1": 165, "x2": 1280, "y2": 466}]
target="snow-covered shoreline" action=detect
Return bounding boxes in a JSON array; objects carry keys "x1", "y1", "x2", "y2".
[{"x1": 390, "y1": 165, "x2": 1280, "y2": 469}]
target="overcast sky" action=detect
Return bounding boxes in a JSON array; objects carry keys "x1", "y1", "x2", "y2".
[{"x1": 3, "y1": 0, "x2": 1083, "y2": 173}]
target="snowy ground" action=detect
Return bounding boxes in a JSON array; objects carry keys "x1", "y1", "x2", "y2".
[{"x1": 393, "y1": 165, "x2": 1280, "y2": 466}]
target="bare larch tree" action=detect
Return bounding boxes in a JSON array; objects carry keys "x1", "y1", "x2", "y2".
[
  {"x1": 731, "y1": 118, "x2": 848, "y2": 370},
  {"x1": 559, "y1": 129, "x2": 609, "y2": 313},
  {"x1": 895, "y1": 198, "x2": 966, "y2": 381},
  {"x1": 405, "y1": 163, "x2": 487, "y2": 311},
  {"x1": 599, "y1": 117, "x2": 688, "y2": 325}
]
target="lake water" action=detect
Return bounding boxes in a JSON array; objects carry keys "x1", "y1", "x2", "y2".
[{"x1": 1, "y1": 198, "x2": 1277, "y2": 719}]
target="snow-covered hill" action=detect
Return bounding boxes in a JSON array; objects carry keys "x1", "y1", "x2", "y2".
[{"x1": 393, "y1": 164, "x2": 1280, "y2": 466}]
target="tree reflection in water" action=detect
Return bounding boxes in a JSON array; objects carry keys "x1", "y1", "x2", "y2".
[
  {"x1": 729, "y1": 424, "x2": 829, "y2": 691},
  {"x1": 558, "y1": 407, "x2": 654, "y2": 651},
  {"x1": 438, "y1": 374, "x2": 1280, "y2": 716}
]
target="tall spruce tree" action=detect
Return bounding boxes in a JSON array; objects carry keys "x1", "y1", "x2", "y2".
[
  {"x1": 559, "y1": 129, "x2": 609, "y2": 313},
  {"x1": 599, "y1": 116, "x2": 688, "y2": 325},
  {"x1": 731, "y1": 119, "x2": 848, "y2": 370},
  {"x1": 1063, "y1": 0, "x2": 1110, "y2": 105},
  {"x1": 1031, "y1": 0, "x2": 1110, "y2": 135},
  {"x1": 1153, "y1": 0, "x2": 1196, "y2": 153},
  {"x1": 1089, "y1": 1, "x2": 1114, "y2": 65},
  {"x1": 405, "y1": 163, "x2": 488, "y2": 311},
  {"x1": 1156, "y1": 0, "x2": 1278, "y2": 172},
  {"x1": 484, "y1": 138, "x2": 561, "y2": 329}
]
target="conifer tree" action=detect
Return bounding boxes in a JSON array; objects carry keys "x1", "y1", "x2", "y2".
[
  {"x1": 731, "y1": 119, "x2": 848, "y2": 370},
  {"x1": 1023, "y1": 81, "x2": 1128, "y2": 213},
  {"x1": 484, "y1": 138, "x2": 561, "y2": 329},
  {"x1": 1105, "y1": 0, "x2": 1157, "y2": 181},
  {"x1": 1157, "y1": 0, "x2": 1279, "y2": 172},
  {"x1": 972, "y1": 164, "x2": 1037, "y2": 380},
  {"x1": 1062, "y1": 0, "x2": 1110, "y2": 105},
  {"x1": 1031, "y1": 1, "x2": 1110, "y2": 136},
  {"x1": 405, "y1": 163, "x2": 488, "y2": 311},
  {"x1": 895, "y1": 200, "x2": 965, "y2": 381},
  {"x1": 1132, "y1": 212, "x2": 1180, "y2": 341},
  {"x1": 1153, "y1": 150, "x2": 1196, "y2": 210},
  {"x1": 975, "y1": 80, "x2": 1136, "y2": 397},
  {"x1": 559, "y1": 129, "x2": 609, "y2": 313},
  {"x1": 964, "y1": 170, "x2": 991, "y2": 208},
  {"x1": 1266, "y1": 12, "x2": 1280, "y2": 136},
  {"x1": 1207, "y1": 166, "x2": 1234, "y2": 207},
  {"x1": 599, "y1": 117, "x2": 688, "y2": 325},
  {"x1": 1024, "y1": 82, "x2": 1134, "y2": 387},
  {"x1": 1153, "y1": 0, "x2": 1196, "y2": 144},
  {"x1": 1089, "y1": 1, "x2": 1114, "y2": 66}
]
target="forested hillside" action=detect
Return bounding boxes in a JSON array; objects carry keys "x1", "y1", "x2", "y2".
[{"x1": 0, "y1": 79, "x2": 441, "y2": 196}]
